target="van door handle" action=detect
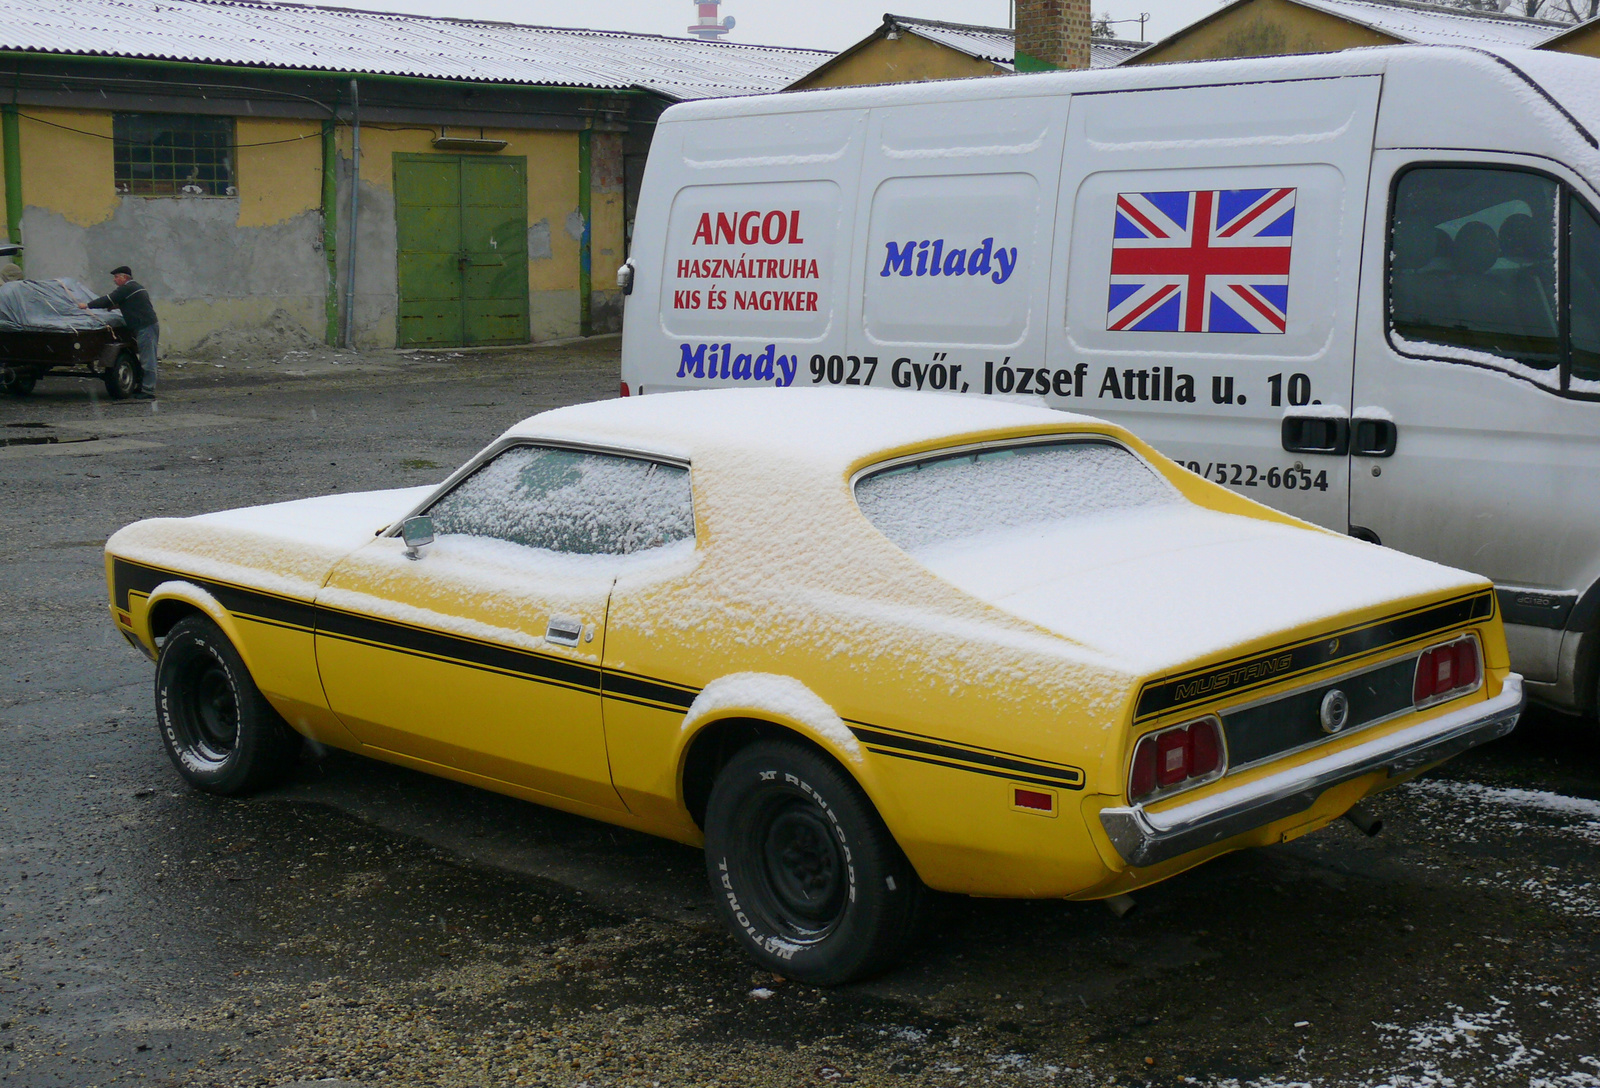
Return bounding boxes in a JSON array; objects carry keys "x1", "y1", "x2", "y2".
[
  {"x1": 1281, "y1": 414, "x2": 1349, "y2": 456},
  {"x1": 1351, "y1": 416, "x2": 1397, "y2": 458}
]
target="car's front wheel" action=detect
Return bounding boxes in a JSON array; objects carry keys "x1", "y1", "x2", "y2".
[
  {"x1": 704, "y1": 738, "x2": 923, "y2": 985},
  {"x1": 155, "y1": 615, "x2": 302, "y2": 795}
]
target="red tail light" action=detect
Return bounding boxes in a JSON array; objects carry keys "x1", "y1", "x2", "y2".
[
  {"x1": 620, "y1": 381, "x2": 632, "y2": 397},
  {"x1": 1413, "y1": 635, "x2": 1482, "y2": 707},
  {"x1": 1129, "y1": 716, "x2": 1225, "y2": 804}
]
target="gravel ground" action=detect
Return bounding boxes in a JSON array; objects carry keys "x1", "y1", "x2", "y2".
[{"x1": 2, "y1": 343, "x2": 1597, "y2": 1088}]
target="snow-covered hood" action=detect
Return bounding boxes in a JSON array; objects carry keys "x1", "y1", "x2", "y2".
[
  {"x1": 107, "y1": 486, "x2": 431, "y2": 600},
  {"x1": 910, "y1": 505, "x2": 1487, "y2": 676}
]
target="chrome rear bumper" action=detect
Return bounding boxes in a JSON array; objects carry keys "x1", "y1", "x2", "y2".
[{"x1": 1099, "y1": 674, "x2": 1524, "y2": 868}]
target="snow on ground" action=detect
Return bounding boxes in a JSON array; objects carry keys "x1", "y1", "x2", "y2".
[{"x1": 1400, "y1": 777, "x2": 1600, "y2": 919}]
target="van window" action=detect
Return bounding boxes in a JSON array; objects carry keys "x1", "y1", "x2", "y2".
[
  {"x1": 1570, "y1": 196, "x2": 1600, "y2": 393},
  {"x1": 1389, "y1": 167, "x2": 1560, "y2": 384}
]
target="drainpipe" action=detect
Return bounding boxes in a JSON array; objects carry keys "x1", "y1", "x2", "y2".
[
  {"x1": 578, "y1": 127, "x2": 592, "y2": 339},
  {"x1": 321, "y1": 117, "x2": 338, "y2": 346},
  {"x1": 2, "y1": 104, "x2": 22, "y2": 269},
  {"x1": 341, "y1": 79, "x2": 361, "y2": 349}
]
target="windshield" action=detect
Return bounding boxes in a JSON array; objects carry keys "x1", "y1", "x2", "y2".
[{"x1": 854, "y1": 439, "x2": 1181, "y2": 554}]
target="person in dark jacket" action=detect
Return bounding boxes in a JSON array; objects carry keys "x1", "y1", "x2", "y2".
[{"x1": 80, "y1": 265, "x2": 160, "y2": 398}]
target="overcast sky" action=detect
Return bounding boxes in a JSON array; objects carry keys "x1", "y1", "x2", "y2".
[{"x1": 316, "y1": 0, "x2": 1227, "y2": 51}]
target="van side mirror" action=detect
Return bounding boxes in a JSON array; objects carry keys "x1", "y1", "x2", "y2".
[
  {"x1": 617, "y1": 259, "x2": 635, "y2": 296},
  {"x1": 401, "y1": 515, "x2": 434, "y2": 559}
]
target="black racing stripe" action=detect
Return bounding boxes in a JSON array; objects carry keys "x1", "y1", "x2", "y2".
[
  {"x1": 863, "y1": 747, "x2": 1082, "y2": 792},
  {"x1": 850, "y1": 726, "x2": 1085, "y2": 788},
  {"x1": 112, "y1": 558, "x2": 165, "y2": 610},
  {"x1": 113, "y1": 558, "x2": 317, "y2": 629},
  {"x1": 1135, "y1": 590, "x2": 1495, "y2": 721},
  {"x1": 312, "y1": 606, "x2": 602, "y2": 692},
  {"x1": 602, "y1": 670, "x2": 698, "y2": 709}
]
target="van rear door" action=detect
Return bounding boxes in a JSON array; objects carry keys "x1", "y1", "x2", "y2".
[{"x1": 1050, "y1": 75, "x2": 1382, "y2": 531}]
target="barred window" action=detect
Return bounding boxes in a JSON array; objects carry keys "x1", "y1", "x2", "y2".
[{"x1": 114, "y1": 114, "x2": 236, "y2": 197}]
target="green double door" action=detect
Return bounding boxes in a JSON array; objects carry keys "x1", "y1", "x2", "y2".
[{"x1": 395, "y1": 154, "x2": 529, "y2": 347}]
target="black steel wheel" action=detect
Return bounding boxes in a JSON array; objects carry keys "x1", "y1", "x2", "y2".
[
  {"x1": 154, "y1": 615, "x2": 302, "y2": 795},
  {"x1": 103, "y1": 350, "x2": 138, "y2": 399},
  {"x1": 704, "y1": 738, "x2": 923, "y2": 985},
  {"x1": 1, "y1": 366, "x2": 36, "y2": 397}
]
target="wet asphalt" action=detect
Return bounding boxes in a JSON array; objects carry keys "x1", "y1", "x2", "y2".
[{"x1": 2, "y1": 343, "x2": 1598, "y2": 1088}]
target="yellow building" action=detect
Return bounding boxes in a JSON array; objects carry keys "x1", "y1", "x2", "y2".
[
  {"x1": 0, "y1": 0, "x2": 826, "y2": 352},
  {"x1": 1541, "y1": 15, "x2": 1600, "y2": 55},
  {"x1": 1127, "y1": 0, "x2": 1590, "y2": 67},
  {"x1": 788, "y1": 14, "x2": 1145, "y2": 91}
]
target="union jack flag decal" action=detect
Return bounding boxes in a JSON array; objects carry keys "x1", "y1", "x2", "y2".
[{"x1": 1106, "y1": 188, "x2": 1295, "y2": 334}]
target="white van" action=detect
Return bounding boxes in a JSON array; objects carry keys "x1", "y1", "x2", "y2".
[{"x1": 618, "y1": 45, "x2": 1600, "y2": 716}]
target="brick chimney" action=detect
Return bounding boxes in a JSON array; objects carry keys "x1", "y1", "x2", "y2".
[{"x1": 1014, "y1": 0, "x2": 1092, "y2": 71}]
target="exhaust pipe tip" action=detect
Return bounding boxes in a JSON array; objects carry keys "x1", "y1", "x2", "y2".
[
  {"x1": 1344, "y1": 803, "x2": 1384, "y2": 837},
  {"x1": 1104, "y1": 893, "x2": 1137, "y2": 918}
]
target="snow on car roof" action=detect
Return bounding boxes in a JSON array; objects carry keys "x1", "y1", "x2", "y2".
[{"x1": 504, "y1": 387, "x2": 1102, "y2": 469}]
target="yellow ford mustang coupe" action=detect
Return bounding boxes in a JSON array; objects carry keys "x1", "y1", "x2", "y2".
[{"x1": 106, "y1": 388, "x2": 1522, "y2": 983}]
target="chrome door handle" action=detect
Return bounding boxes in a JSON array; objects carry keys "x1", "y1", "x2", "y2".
[{"x1": 545, "y1": 616, "x2": 583, "y2": 647}]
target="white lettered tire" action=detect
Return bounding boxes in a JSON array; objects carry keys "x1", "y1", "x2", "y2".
[
  {"x1": 154, "y1": 615, "x2": 302, "y2": 795},
  {"x1": 703, "y1": 739, "x2": 923, "y2": 985}
]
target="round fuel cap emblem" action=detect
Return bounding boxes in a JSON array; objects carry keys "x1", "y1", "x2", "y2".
[{"x1": 1320, "y1": 689, "x2": 1351, "y2": 734}]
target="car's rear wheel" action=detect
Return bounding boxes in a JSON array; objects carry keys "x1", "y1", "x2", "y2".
[
  {"x1": 155, "y1": 615, "x2": 302, "y2": 795},
  {"x1": 704, "y1": 738, "x2": 923, "y2": 985},
  {"x1": 103, "y1": 350, "x2": 138, "y2": 399}
]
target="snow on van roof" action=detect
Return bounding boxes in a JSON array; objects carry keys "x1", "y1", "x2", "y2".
[
  {"x1": 666, "y1": 44, "x2": 1589, "y2": 121},
  {"x1": 505, "y1": 388, "x2": 1098, "y2": 469}
]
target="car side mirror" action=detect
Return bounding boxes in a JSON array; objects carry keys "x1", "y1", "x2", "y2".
[
  {"x1": 616, "y1": 259, "x2": 635, "y2": 296},
  {"x1": 401, "y1": 515, "x2": 434, "y2": 560}
]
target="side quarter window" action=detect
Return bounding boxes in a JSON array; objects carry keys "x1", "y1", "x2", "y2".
[
  {"x1": 427, "y1": 446, "x2": 693, "y2": 555},
  {"x1": 1570, "y1": 196, "x2": 1600, "y2": 393},
  {"x1": 1388, "y1": 166, "x2": 1560, "y2": 384}
]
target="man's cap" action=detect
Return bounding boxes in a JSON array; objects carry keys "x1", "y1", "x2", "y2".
[{"x1": 109, "y1": 265, "x2": 132, "y2": 276}]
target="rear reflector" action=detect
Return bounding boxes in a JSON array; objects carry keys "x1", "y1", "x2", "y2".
[
  {"x1": 1014, "y1": 788, "x2": 1054, "y2": 813},
  {"x1": 1413, "y1": 635, "x2": 1482, "y2": 707},
  {"x1": 620, "y1": 381, "x2": 631, "y2": 397},
  {"x1": 1129, "y1": 716, "x2": 1225, "y2": 804}
]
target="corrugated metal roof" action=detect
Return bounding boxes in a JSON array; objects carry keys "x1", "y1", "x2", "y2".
[
  {"x1": 886, "y1": 14, "x2": 1147, "y2": 70},
  {"x1": 1091, "y1": 38, "x2": 1147, "y2": 66},
  {"x1": 0, "y1": 0, "x2": 832, "y2": 99}
]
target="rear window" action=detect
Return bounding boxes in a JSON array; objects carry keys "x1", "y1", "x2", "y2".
[{"x1": 854, "y1": 439, "x2": 1180, "y2": 553}]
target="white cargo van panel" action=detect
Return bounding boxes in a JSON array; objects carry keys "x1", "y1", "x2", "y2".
[
  {"x1": 876, "y1": 97, "x2": 1054, "y2": 159},
  {"x1": 1047, "y1": 76, "x2": 1380, "y2": 529},
  {"x1": 659, "y1": 181, "x2": 842, "y2": 346},
  {"x1": 863, "y1": 173, "x2": 1039, "y2": 348},
  {"x1": 1082, "y1": 75, "x2": 1376, "y2": 151},
  {"x1": 681, "y1": 110, "x2": 862, "y2": 169},
  {"x1": 841, "y1": 96, "x2": 1069, "y2": 390}
]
